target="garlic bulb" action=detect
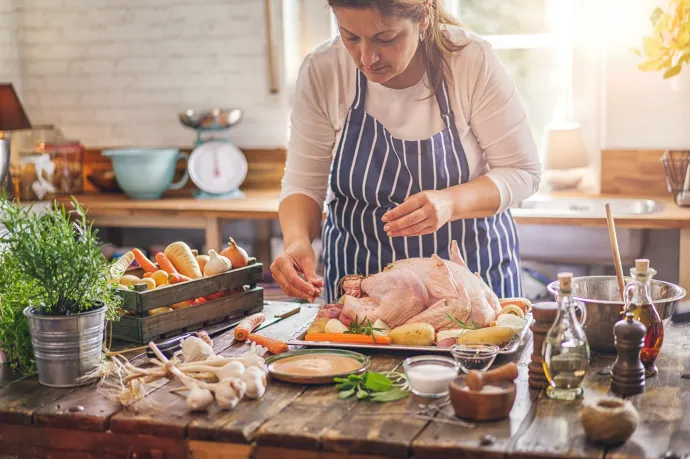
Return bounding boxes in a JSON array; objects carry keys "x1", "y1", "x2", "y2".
[
  {"x1": 204, "y1": 249, "x2": 232, "y2": 276},
  {"x1": 241, "y1": 373, "x2": 266, "y2": 399},
  {"x1": 236, "y1": 352, "x2": 267, "y2": 371},
  {"x1": 245, "y1": 366, "x2": 267, "y2": 386},
  {"x1": 216, "y1": 361, "x2": 245, "y2": 381},
  {"x1": 215, "y1": 380, "x2": 241, "y2": 410},
  {"x1": 186, "y1": 385, "x2": 214, "y2": 411},
  {"x1": 181, "y1": 336, "x2": 215, "y2": 362}
]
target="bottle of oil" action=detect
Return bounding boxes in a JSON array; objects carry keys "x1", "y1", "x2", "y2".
[
  {"x1": 542, "y1": 272, "x2": 590, "y2": 400},
  {"x1": 624, "y1": 259, "x2": 663, "y2": 377}
]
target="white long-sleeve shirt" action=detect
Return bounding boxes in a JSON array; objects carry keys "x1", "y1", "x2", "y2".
[{"x1": 280, "y1": 26, "x2": 541, "y2": 214}]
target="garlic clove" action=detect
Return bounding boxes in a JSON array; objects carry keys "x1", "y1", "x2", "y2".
[
  {"x1": 245, "y1": 366, "x2": 268, "y2": 386},
  {"x1": 241, "y1": 373, "x2": 266, "y2": 399},
  {"x1": 215, "y1": 381, "x2": 240, "y2": 410},
  {"x1": 230, "y1": 378, "x2": 247, "y2": 399}
]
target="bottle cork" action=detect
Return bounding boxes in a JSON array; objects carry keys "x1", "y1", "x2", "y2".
[
  {"x1": 635, "y1": 259, "x2": 649, "y2": 274},
  {"x1": 528, "y1": 301, "x2": 559, "y2": 389},
  {"x1": 558, "y1": 272, "x2": 573, "y2": 294}
]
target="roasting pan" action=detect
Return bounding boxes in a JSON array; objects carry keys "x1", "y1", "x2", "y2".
[{"x1": 286, "y1": 313, "x2": 533, "y2": 355}]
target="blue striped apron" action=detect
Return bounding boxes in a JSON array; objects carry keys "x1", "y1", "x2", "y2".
[{"x1": 322, "y1": 69, "x2": 521, "y2": 303}]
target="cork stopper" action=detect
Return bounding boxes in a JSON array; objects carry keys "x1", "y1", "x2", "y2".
[
  {"x1": 635, "y1": 259, "x2": 649, "y2": 274},
  {"x1": 558, "y1": 272, "x2": 573, "y2": 293}
]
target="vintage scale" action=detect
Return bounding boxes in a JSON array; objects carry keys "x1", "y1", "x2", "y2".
[{"x1": 178, "y1": 108, "x2": 247, "y2": 199}]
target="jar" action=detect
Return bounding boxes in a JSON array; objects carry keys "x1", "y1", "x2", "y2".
[
  {"x1": 44, "y1": 141, "x2": 84, "y2": 195},
  {"x1": 19, "y1": 150, "x2": 56, "y2": 201}
]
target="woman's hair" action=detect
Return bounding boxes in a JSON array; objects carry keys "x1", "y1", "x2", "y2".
[{"x1": 327, "y1": 0, "x2": 465, "y2": 95}]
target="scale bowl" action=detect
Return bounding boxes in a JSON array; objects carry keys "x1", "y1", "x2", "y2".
[{"x1": 179, "y1": 109, "x2": 242, "y2": 131}]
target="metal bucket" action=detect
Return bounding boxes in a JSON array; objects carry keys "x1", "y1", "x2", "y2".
[
  {"x1": 23, "y1": 304, "x2": 106, "y2": 387},
  {"x1": 547, "y1": 276, "x2": 686, "y2": 354}
]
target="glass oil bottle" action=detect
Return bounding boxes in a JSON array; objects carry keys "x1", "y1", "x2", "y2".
[
  {"x1": 624, "y1": 259, "x2": 664, "y2": 377},
  {"x1": 542, "y1": 272, "x2": 590, "y2": 400}
]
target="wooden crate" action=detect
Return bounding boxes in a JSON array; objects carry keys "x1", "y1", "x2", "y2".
[{"x1": 111, "y1": 260, "x2": 264, "y2": 343}]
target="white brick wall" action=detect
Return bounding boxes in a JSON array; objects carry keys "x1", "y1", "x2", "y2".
[{"x1": 1, "y1": 0, "x2": 288, "y2": 148}]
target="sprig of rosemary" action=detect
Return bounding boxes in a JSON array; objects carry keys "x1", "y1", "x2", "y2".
[
  {"x1": 446, "y1": 313, "x2": 480, "y2": 330},
  {"x1": 344, "y1": 315, "x2": 384, "y2": 342}
]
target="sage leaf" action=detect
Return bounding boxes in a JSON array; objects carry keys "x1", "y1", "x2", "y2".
[
  {"x1": 339, "y1": 388, "x2": 355, "y2": 399},
  {"x1": 370, "y1": 388, "x2": 409, "y2": 403},
  {"x1": 364, "y1": 372, "x2": 393, "y2": 393}
]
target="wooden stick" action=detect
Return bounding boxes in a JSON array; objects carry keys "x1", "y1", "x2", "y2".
[
  {"x1": 264, "y1": 0, "x2": 278, "y2": 94},
  {"x1": 605, "y1": 203, "x2": 626, "y2": 301}
]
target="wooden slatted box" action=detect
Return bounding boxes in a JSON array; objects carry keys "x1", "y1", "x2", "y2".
[{"x1": 111, "y1": 260, "x2": 264, "y2": 343}]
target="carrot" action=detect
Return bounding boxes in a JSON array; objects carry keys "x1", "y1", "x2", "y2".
[
  {"x1": 168, "y1": 273, "x2": 192, "y2": 284},
  {"x1": 133, "y1": 248, "x2": 157, "y2": 273},
  {"x1": 156, "y1": 252, "x2": 178, "y2": 275},
  {"x1": 143, "y1": 272, "x2": 153, "y2": 278},
  {"x1": 304, "y1": 333, "x2": 392, "y2": 345},
  {"x1": 109, "y1": 251, "x2": 134, "y2": 282},
  {"x1": 205, "y1": 291, "x2": 226, "y2": 300},
  {"x1": 235, "y1": 313, "x2": 265, "y2": 341},
  {"x1": 248, "y1": 334, "x2": 289, "y2": 354},
  {"x1": 191, "y1": 297, "x2": 208, "y2": 306}
]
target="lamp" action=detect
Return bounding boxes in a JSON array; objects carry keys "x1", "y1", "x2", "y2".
[
  {"x1": 540, "y1": 122, "x2": 590, "y2": 191},
  {"x1": 0, "y1": 84, "x2": 32, "y2": 198}
]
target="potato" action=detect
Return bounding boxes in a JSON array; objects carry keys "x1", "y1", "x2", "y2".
[
  {"x1": 325, "y1": 318, "x2": 348, "y2": 334},
  {"x1": 119, "y1": 274, "x2": 140, "y2": 286},
  {"x1": 496, "y1": 314, "x2": 527, "y2": 334},
  {"x1": 307, "y1": 317, "x2": 329, "y2": 334},
  {"x1": 373, "y1": 319, "x2": 391, "y2": 337},
  {"x1": 135, "y1": 278, "x2": 156, "y2": 290},
  {"x1": 389, "y1": 323, "x2": 435, "y2": 346},
  {"x1": 455, "y1": 326, "x2": 515, "y2": 347},
  {"x1": 435, "y1": 329, "x2": 468, "y2": 343},
  {"x1": 148, "y1": 307, "x2": 172, "y2": 316}
]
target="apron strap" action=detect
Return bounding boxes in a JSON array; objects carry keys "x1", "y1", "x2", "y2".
[{"x1": 352, "y1": 69, "x2": 368, "y2": 111}]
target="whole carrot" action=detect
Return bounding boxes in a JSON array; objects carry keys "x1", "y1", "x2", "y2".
[
  {"x1": 133, "y1": 248, "x2": 157, "y2": 273},
  {"x1": 156, "y1": 252, "x2": 178, "y2": 275},
  {"x1": 234, "y1": 313, "x2": 265, "y2": 341},
  {"x1": 248, "y1": 334, "x2": 289, "y2": 354},
  {"x1": 168, "y1": 273, "x2": 192, "y2": 284}
]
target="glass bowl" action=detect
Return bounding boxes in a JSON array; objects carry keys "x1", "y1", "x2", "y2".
[
  {"x1": 402, "y1": 355, "x2": 459, "y2": 398},
  {"x1": 450, "y1": 344, "x2": 500, "y2": 373}
]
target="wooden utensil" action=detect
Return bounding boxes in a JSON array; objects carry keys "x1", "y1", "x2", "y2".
[
  {"x1": 465, "y1": 362, "x2": 518, "y2": 391},
  {"x1": 605, "y1": 203, "x2": 626, "y2": 301},
  {"x1": 264, "y1": 0, "x2": 278, "y2": 94}
]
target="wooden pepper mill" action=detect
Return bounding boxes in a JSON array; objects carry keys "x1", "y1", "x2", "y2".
[
  {"x1": 529, "y1": 302, "x2": 559, "y2": 389},
  {"x1": 611, "y1": 311, "x2": 647, "y2": 396}
]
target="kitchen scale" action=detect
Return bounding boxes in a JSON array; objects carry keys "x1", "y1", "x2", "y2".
[{"x1": 178, "y1": 108, "x2": 246, "y2": 199}]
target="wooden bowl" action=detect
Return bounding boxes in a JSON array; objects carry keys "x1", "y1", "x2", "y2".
[
  {"x1": 449, "y1": 375, "x2": 516, "y2": 421},
  {"x1": 87, "y1": 170, "x2": 121, "y2": 193}
]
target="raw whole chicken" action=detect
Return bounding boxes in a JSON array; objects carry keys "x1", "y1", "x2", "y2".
[{"x1": 325, "y1": 241, "x2": 502, "y2": 330}]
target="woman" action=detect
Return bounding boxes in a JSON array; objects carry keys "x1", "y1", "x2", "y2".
[{"x1": 271, "y1": 0, "x2": 541, "y2": 304}]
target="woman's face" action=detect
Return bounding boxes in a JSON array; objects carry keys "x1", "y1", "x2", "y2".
[{"x1": 333, "y1": 7, "x2": 423, "y2": 86}]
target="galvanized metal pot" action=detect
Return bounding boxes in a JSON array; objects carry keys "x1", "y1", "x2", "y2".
[
  {"x1": 547, "y1": 276, "x2": 685, "y2": 354},
  {"x1": 23, "y1": 303, "x2": 106, "y2": 387}
]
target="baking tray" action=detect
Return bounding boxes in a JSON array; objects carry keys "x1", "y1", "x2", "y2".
[{"x1": 286, "y1": 313, "x2": 533, "y2": 355}]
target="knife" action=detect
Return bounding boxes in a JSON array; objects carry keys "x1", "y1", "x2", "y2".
[{"x1": 253, "y1": 305, "x2": 302, "y2": 332}]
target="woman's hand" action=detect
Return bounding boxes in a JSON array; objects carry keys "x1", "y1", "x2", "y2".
[
  {"x1": 270, "y1": 239, "x2": 324, "y2": 302},
  {"x1": 382, "y1": 190, "x2": 454, "y2": 237}
]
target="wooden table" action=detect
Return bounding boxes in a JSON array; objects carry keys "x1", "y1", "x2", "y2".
[
  {"x1": 60, "y1": 192, "x2": 690, "y2": 294},
  {"x1": 1, "y1": 301, "x2": 689, "y2": 459}
]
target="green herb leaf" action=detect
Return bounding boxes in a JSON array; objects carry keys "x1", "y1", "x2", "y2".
[
  {"x1": 333, "y1": 377, "x2": 347, "y2": 383},
  {"x1": 335, "y1": 382, "x2": 354, "y2": 391},
  {"x1": 339, "y1": 388, "x2": 355, "y2": 399},
  {"x1": 347, "y1": 374, "x2": 363, "y2": 382},
  {"x1": 364, "y1": 372, "x2": 393, "y2": 393},
  {"x1": 446, "y1": 313, "x2": 479, "y2": 330},
  {"x1": 369, "y1": 388, "x2": 410, "y2": 403},
  {"x1": 356, "y1": 386, "x2": 370, "y2": 400}
]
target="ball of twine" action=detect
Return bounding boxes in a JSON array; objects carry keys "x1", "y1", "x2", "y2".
[{"x1": 579, "y1": 397, "x2": 639, "y2": 445}]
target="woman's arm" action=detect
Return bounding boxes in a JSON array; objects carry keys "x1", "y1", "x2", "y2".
[{"x1": 279, "y1": 194, "x2": 323, "y2": 247}]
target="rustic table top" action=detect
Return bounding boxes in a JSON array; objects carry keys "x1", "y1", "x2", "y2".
[{"x1": 1, "y1": 301, "x2": 689, "y2": 459}]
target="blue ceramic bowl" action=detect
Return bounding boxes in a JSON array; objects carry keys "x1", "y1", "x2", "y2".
[{"x1": 102, "y1": 148, "x2": 190, "y2": 200}]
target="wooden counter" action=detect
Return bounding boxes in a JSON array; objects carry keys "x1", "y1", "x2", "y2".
[
  {"x1": 1, "y1": 300, "x2": 689, "y2": 458},
  {"x1": 58, "y1": 191, "x2": 690, "y2": 296}
]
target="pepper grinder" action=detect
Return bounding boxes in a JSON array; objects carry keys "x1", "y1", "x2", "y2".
[
  {"x1": 528, "y1": 301, "x2": 559, "y2": 389},
  {"x1": 611, "y1": 311, "x2": 647, "y2": 396}
]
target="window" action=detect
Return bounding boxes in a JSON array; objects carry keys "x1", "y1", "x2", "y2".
[
  {"x1": 443, "y1": 0, "x2": 575, "y2": 150},
  {"x1": 284, "y1": 0, "x2": 603, "y2": 163}
]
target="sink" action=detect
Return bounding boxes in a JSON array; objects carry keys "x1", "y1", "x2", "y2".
[
  {"x1": 512, "y1": 197, "x2": 664, "y2": 217},
  {"x1": 511, "y1": 197, "x2": 661, "y2": 266}
]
